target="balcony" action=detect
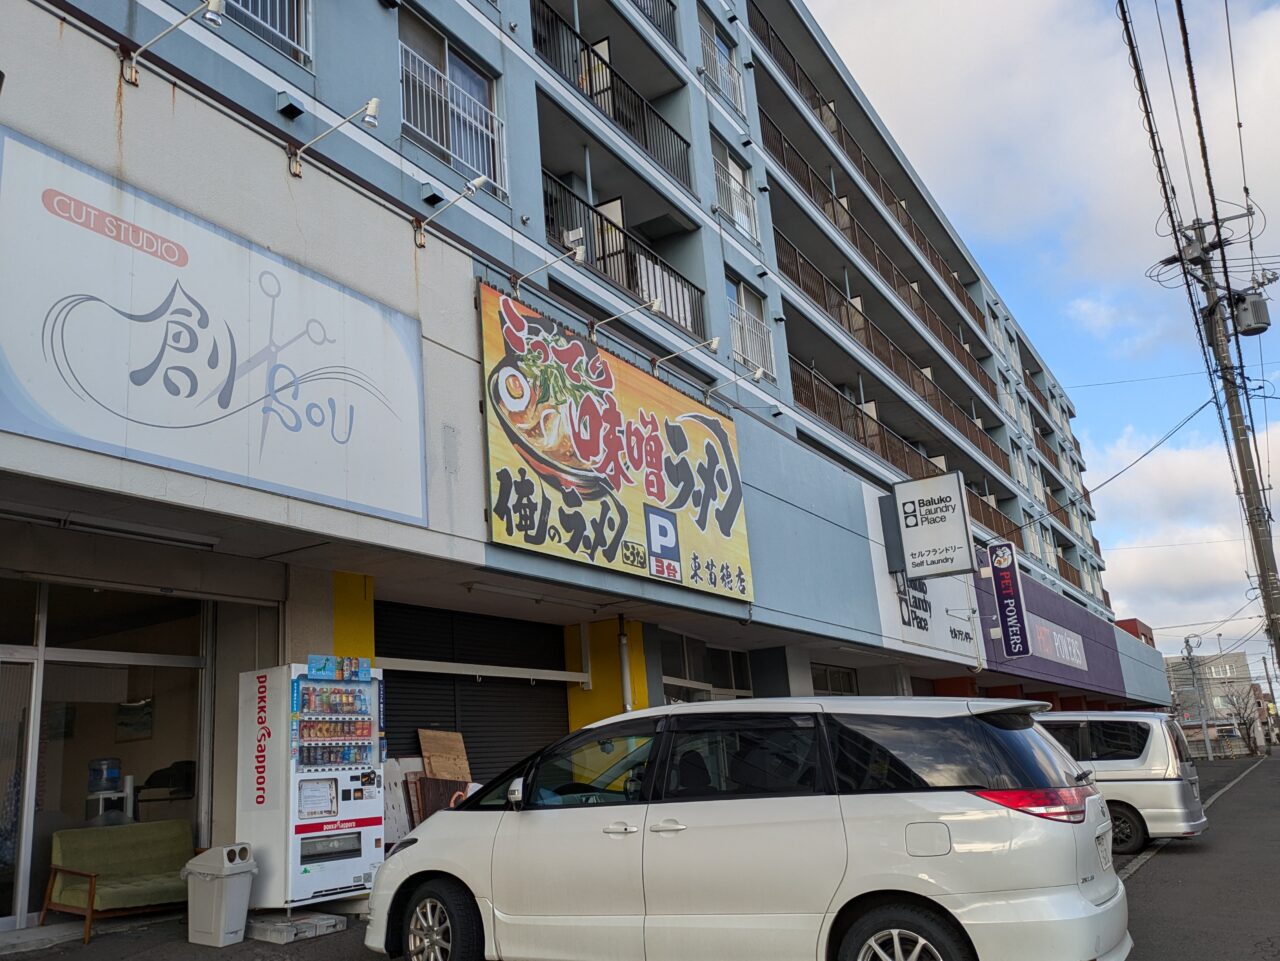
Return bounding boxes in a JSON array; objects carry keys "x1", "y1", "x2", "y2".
[
  {"x1": 532, "y1": 0, "x2": 692, "y2": 189},
  {"x1": 1026, "y1": 377, "x2": 1052, "y2": 415},
  {"x1": 401, "y1": 44, "x2": 507, "y2": 195},
  {"x1": 226, "y1": 0, "x2": 311, "y2": 64},
  {"x1": 1102, "y1": 587, "x2": 1112, "y2": 609},
  {"x1": 729, "y1": 297, "x2": 775, "y2": 378},
  {"x1": 1057, "y1": 555, "x2": 1084, "y2": 591},
  {"x1": 774, "y1": 231, "x2": 1007, "y2": 470},
  {"x1": 625, "y1": 0, "x2": 678, "y2": 46},
  {"x1": 700, "y1": 27, "x2": 746, "y2": 115},
  {"x1": 745, "y1": 0, "x2": 983, "y2": 329},
  {"x1": 1072, "y1": 435, "x2": 1083, "y2": 456},
  {"x1": 714, "y1": 158, "x2": 760, "y2": 241},
  {"x1": 790, "y1": 359, "x2": 1024, "y2": 549},
  {"x1": 1034, "y1": 431, "x2": 1061, "y2": 472},
  {"x1": 760, "y1": 112, "x2": 997, "y2": 401},
  {"x1": 1091, "y1": 533, "x2": 1102, "y2": 556},
  {"x1": 1083, "y1": 486, "x2": 1093, "y2": 507},
  {"x1": 543, "y1": 170, "x2": 705, "y2": 337}
]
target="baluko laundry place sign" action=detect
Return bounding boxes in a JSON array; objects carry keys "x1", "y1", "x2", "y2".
[{"x1": 890, "y1": 472, "x2": 977, "y2": 580}]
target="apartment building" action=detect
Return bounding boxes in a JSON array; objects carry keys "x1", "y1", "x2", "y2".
[
  {"x1": 0, "y1": 0, "x2": 1168, "y2": 932},
  {"x1": 1166, "y1": 651, "x2": 1256, "y2": 726}
]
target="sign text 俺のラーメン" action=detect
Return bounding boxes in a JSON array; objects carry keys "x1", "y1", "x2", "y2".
[{"x1": 479, "y1": 284, "x2": 753, "y2": 600}]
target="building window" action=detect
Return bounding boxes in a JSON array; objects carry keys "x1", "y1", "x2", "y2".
[
  {"x1": 698, "y1": 8, "x2": 745, "y2": 114},
  {"x1": 1209, "y1": 664, "x2": 1234, "y2": 679},
  {"x1": 225, "y1": 0, "x2": 311, "y2": 64},
  {"x1": 706, "y1": 648, "x2": 753, "y2": 699},
  {"x1": 811, "y1": 663, "x2": 858, "y2": 696},
  {"x1": 400, "y1": 13, "x2": 507, "y2": 195},
  {"x1": 711, "y1": 138, "x2": 759, "y2": 240},
  {"x1": 725, "y1": 276, "x2": 775, "y2": 379}
]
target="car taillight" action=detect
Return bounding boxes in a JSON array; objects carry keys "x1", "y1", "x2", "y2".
[{"x1": 971, "y1": 784, "x2": 1097, "y2": 823}]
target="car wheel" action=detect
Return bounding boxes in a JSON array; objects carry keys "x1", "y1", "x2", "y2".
[
  {"x1": 1110, "y1": 805, "x2": 1149, "y2": 856},
  {"x1": 400, "y1": 878, "x2": 482, "y2": 961},
  {"x1": 838, "y1": 903, "x2": 976, "y2": 961}
]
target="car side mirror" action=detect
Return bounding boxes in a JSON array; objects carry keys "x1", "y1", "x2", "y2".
[{"x1": 507, "y1": 778, "x2": 524, "y2": 810}]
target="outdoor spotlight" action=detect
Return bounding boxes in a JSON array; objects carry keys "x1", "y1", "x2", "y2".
[
  {"x1": 362, "y1": 98, "x2": 380, "y2": 128},
  {"x1": 204, "y1": 0, "x2": 225, "y2": 27},
  {"x1": 121, "y1": 0, "x2": 224, "y2": 86}
]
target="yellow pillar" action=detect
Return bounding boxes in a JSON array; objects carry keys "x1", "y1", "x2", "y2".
[
  {"x1": 332, "y1": 571, "x2": 375, "y2": 662},
  {"x1": 564, "y1": 619, "x2": 650, "y2": 729}
]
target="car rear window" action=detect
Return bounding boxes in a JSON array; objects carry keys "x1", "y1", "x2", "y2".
[
  {"x1": 1166, "y1": 721, "x2": 1192, "y2": 763},
  {"x1": 1040, "y1": 720, "x2": 1087, "y2": 760},
  {"x1": 829, "y1": 712, "x2": 1080, "y2": 792},
  {"x1": 1088, "y1": 720, "x2": 1152, "y2": 761}
]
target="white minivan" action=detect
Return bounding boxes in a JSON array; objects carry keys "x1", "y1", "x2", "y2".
[
  {"x1": 366, "y1": 697, "x2": 1130, "y2": 961},
  {"x1": 1037, "y1": 711, "x2": 1207, "y2": 855}
]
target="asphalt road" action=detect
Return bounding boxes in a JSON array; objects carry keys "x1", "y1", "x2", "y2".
[{"x1": 1125, "y1": 755, "x2": 1276, "y2": 961}]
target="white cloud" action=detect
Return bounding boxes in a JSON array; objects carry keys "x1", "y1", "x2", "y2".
[
  {"x1": 1086, "y1": 418, "x2": 1278, "y2": 656},
  {"x1": 806, "y1": 1, "x2": 1280, "y2": 284}
]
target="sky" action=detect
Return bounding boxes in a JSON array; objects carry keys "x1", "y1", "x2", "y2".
[{"x1": 805, "y1": 0, "x2": 1280, "y2": 672}]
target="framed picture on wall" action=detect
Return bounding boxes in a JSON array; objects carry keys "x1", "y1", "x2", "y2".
[{"x1": 115, "y1": 698, "x2": 154, "y2": 743}]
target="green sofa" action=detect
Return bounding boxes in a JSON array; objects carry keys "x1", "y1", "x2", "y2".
[{"x1": 40, "y1": 819, "x2": 193, "y2": 943}]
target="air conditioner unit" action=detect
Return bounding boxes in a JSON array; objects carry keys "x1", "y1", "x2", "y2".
[{"x1": 1236, "y1": 293, "x2": 1271, "y2": 336}]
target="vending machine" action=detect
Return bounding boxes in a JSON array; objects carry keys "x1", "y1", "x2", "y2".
[{"x1": 237, "y1": 658, "x2": 386, "y2": 908}]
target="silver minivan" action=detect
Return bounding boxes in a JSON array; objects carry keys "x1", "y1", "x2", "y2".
[{"x1": 1037, "y1": 711, "x2": 1207, "y2": 854}]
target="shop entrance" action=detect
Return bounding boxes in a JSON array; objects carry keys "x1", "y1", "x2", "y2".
[{"x1": 0, "y1": 580, "x2": 207, "y2": 932}]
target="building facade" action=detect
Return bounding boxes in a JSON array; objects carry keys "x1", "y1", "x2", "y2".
[
  {"x1": 0, "y1": 0, "x2": 1168, "y2": 931},
  {"x1": 1165, "y1": 651, "x2": 1256, "y2": 728}
]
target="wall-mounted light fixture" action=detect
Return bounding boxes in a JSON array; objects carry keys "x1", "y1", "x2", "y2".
[
  {"x1": 287, "y1": 98, "x2": 379, "y2": 177},
  {"x1": 705, "y1": 366, "x2": 764, "y2": 403},
  {"x1": 121, "y1": 0, "x2": 224, "y2": 86},
  {"x1": 413, "y1": 175, "x2": 489, "y2": 246},
  {"x1": 650, "y1": 336, "x2": 719, "y2": 373},
  {"x1": 512, "y1": 245, "x2": 585, "y2": 296},
  {"x1": 588, "y1": 298, "x2": 662, "y2": 343}
]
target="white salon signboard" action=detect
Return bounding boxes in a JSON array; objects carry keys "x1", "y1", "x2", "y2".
[
  {"x1": 891, "y1": 472, "x2": 977, "y2": 580},
  {"x1": 864, "y1": 489, "x2": 983, "y2": 668},
  {"x1": 0, "y1": 128, "x2": 426, "y2": 523}
]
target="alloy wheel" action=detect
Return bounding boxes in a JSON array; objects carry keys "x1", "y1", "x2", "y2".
[
  {"x1": 1113, "y1": 814, "x2": 1134, "y2": 847},
  {"x1": 856, "y1": 928, "x2": 945, "y2": 961},
  {"x1": 407, "y1": 896, "x2": 452, "y2": 961}
]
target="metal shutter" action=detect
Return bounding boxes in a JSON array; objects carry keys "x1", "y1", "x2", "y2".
[{"x1": 375, "y1": 602, "x2": 570, "y2": 782}]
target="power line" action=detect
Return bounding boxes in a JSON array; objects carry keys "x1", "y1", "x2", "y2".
[
  {"x1": 1152, "y1": 613, "x2": 1264, "y2": 631},
  {"x1": 1104, "y1": 536, "x2": 1245, "y2": 552}
]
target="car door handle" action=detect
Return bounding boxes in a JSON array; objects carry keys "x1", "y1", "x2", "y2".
[
  {"x1": 602, "y1": 823, "x2": 639, "y2": 835},
  {"x1": 649, "y1": 820, "x2": 687, "y2": 833}
]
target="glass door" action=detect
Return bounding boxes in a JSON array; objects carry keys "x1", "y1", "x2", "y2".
[{"x1": 0, "y1": 661, "x2": 35, "y2": 930}]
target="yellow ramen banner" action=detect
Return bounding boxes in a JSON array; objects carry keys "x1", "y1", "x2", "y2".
[{"x1": 480, "y1": 284, "x2": 754, "y2": 601}]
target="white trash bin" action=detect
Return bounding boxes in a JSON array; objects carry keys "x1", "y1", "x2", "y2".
[{"x1": 181, "y1": 843, "x2": 257, "y2": 947}]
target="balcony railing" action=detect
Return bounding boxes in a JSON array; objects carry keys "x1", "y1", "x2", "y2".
[
  {"x1": 626, "y1": 0, "x2": 678, "y2": 46},
  {"x1": 1034, "y1": 431, "x2": 1060, "y2": 471},
  {"x1": 1057, "y1": 555, "x2": 1084, "y2": 590},
  {"x1": 745, "y1": 0, "x2": 984, "y2": 329},
  {"x1": 790, "y1": 358, "x2": 1024, "y2": 549},
  {"x1": 729, "y1": 298, "x2": 775, "y2": 378},
  {"x1": 1072, "y1": 435, "x2": 1083, "y2": 456},
  {"x1": 401, "y1": 44, "x2": 508, "y2": 195},
  {"x1": 532, "y1": 0, "x2": 692, "y2": 189},
  {"x1": 774, "y1": 232, "x2": 1007, "y2": 470},
  {"x1": 1091, "y1": 534, "x2": 1102, "y2": 556},
  {"x1": 700, "y1": 28, "x2": 746, "y2": 115},
  {"x1": 1083, "y1": 486, "x2": 1093, "y2": 508},
  {"x1": 543, "y1": 171, "x2": 705, "y2": 337},
  {"x1": 760, "y1": 112, "x2": 997, "y2": 401},
  {"x1": 714, "y1": 159, "x2": 760, "y2": 240},
  {"x1": 226, "y1": 0, "x2": 310, "y2": 63},
  {"x1": 1025, "y1": 376, "x2": 1051, "y2": 415},
  {"x1": 1102, "y1": 587, "x2": 1112, "y2": 609}
]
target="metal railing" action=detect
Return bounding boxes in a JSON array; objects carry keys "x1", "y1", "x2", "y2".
[
  {"x1": 729, "y1": 298, "x2": 775, "y2": 378},
  {"x1": 773, "y1": 231, "x2": 1007, "y2": 470},
  {"x1": 1034, "y1": 431, "x2": 1061, "y2": 472},
  {"x1": 401, "y1": 44, "x2": 508, "y2": 195},
  {"x1": 790, "y1": 358, "x2": 1024, "y2": 549},
  {"x1": 626, "y1": 0, "x2": 678, "y2": 45},
  {"x1": 543, "y1": 171, "x2": 705, "y2": 337},
  {"x1": 1083, "y1": 486, "x2": 1093, "y2": 508},
  {"x1": 226, "y1": 0, "x2": 310, "y2": 63},
  {"x1": 1026, "y1": 376, "x2": 1051, "y2": 414},
  {"x1": 532, "y1": 0, "x2": 692, "y2": 189},
  {"x1": 1072, "y1": 435, "x2": 1083, "y2": 456},
  {"x1": 1057, "y1": 554, "x2": 1084, "y2": 590},
  {"x1": 1102, "y1": 587, "x2": 1111, "y2": 609},
  {"x1": 700, "y1": 27, "x2": 746, "y2": 115},
  {"x1": 760, "y1": 111, "x2": 998, "y2": 401},
  {"x1": 714, "y1": 158, "x2": 760, "y2": 240},
  {"x1": 1090, "y1": 534, "x2": 1102, "y2": 556},
  {"x1": 745, "y1": 0, "x2": 984, "y2": 329}
]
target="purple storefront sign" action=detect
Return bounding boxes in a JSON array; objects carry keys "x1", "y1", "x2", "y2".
[
  {"x1": 975, "y1": 547, "x2": 1126, "y2": 697},
  {"x1": 988, "y1": 541, "x2": 1030, "y2": 659}
]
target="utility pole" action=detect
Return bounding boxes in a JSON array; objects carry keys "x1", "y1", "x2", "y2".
[
  {"x1": 1185, "y1": 634, "x2": 1214, "y2": 761},
  {"x1": 1188, "y1": 219, "x2": 1280, "y2": 670},
  {"x1": 1263, "y1": 656, "x2": 1278, "y2": 744}
]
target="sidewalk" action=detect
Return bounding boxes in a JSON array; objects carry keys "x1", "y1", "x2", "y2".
[{"x1": 1125, "y1": 755, "x2": 1277, "y2": 960}]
